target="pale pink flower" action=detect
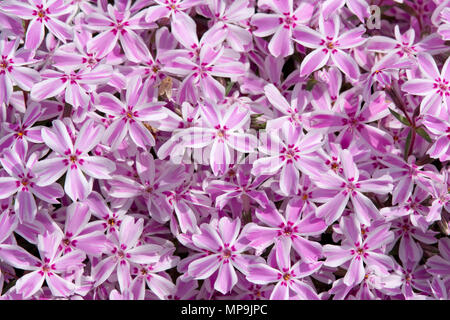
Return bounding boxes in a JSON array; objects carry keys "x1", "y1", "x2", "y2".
[{"x1": 0, "y1": 0, "x2": 73, "y2": 50}]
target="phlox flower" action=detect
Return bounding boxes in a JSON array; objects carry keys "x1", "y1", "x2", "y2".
[
  {"x1": 250, "y1": 0, "x2": 315, "y2": 57},
  {"x1": 33, "y1": 119, "x2": 116, "y2": 201},
  {"x1": 91, "y1": 216, "x2": 163, "y2": 291},
  {"x1": 0, "y1": 231, "x2": 86, "y2": 298},
  {"x1": 308, "y1": 90, "x2": 394, "y2": 153},
  {"x1": 164, "y1": 44, "x2": 245, "y2": 103},
  {"x1": 264, "y1": 83, "x2": 310, "y2": 130},
  {"x1": 108, "y1": 152, "x2": 185, "y2": 224},
  {"x1": 293, "y1": 14, "x2": 366, "y2": 80},
  {"x1": 323, "y1": 216, "x2": 395, "y2": 287},
  {"x1": 252, "y1": 122, "x2": 325, "y2": 196},
  {"x1": 245, "y1": 201, "x2": 327, "y2": 262},
  {"x1": 182, "y1": 101, "x2": 257, "y2": 176},
  {"x1": 130, "y1": 253, "x2": 180, "y2": 300},
  {"x1": 0, "y1": 0, "x2": 73, "y2": 50},
  {"x1": 421, "y1": 114, "x2": 450, "y2": 161},
  {"x1": 378, "y1": 154, "x2": 441, "y2": 205},
  {"x1": 56, "y1": 202, "x2": 112, "y2": 256},
  {"x1": 437, "y1": 8, "x2": 450, "y2": 40},
  {"x1": 247, "y1": 239, "x2": 322, "y2": 300},
  {"x1": 207, "y1": 164, "x2": 270, "y2": 215},
  {"x1": 200, "y1": 0, "x2": 254, "y2": 52},
  {"x1": 314, "y1": 149, "x2": 393, "y2": 226},
  {"x1": 401, "y1": 52, "x2": 450, "y2": 115},
  {"x1": 425, "y1": 238, "x2": 450, "y2": 278},
  {"x1": 30, "y1": 64, "x2": 113, "y2": 109},
  {"x1": 85, "y1": 3, "x2": 154, "y2": 62},
  {"x1": 0, "y1": 148, "x2": 63, "y2": 222},
  {"x1": 187, "y1": 217, "x2": 258, "y2": 295},
  {"x1": 0, "y1": 34, "x2": 40, "y2": 106},
  {"x1": 95, "y1": 75, "x2": 167, "y2": 150},
  {"x1": 0, "y1": 102, "x2": 44, "y2": 159},
  {"x1": 321, "y1": 0, "x2": 370, "y2": 22}
]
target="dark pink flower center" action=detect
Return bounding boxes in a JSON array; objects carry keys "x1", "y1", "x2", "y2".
[
  {"x1": 214, "y1": 125, "x2": 229, "y2": 140},
  {"x1": 193, "y1": 63, "x2": 213, "y2": 79},
  {"x1": 140, "y1": 267, "x2": 148, "y2": 275},
  {"x1": 280, "y1": 145, "x2": 300, "y2": 163},
  {"x1": 351, "y1": 243, "x2": 369, "y2": 259},
  {"x1": 39, "y1": 262, "x2": 56, "y2": 276},
  {"x1": 320, "y1": 37, "x2": 339, "y2": 53},
  {"x1": 63, "y1": 149, "x2": 84, "y2": 169},
  {"x1": 283, "y1": 226, "x2": 293, "y2": 236},
  {"x1": 280, "y1": 12, "x2": 298, "y2": 29},
  {"x1": 122, "y1": 106, "x2": 138, "y2": 122},
  {"x1": 33, "y1": 5, "x2": 50, "y2": 22},
  {"x1": 222, "y1": 248, "x2": 232, "y2": 259},
  {"x1": 0, "y1": 57, "x2": 13, "y2": 74},
  {"x1": 433, "y1": 78, "x2": 449, "y2": 96},
  {"x1": 288, "y1": 111, "x2": 301, "y2": 125}
]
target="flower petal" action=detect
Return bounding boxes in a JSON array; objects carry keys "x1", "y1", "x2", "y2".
[
  {"x1": 188, "y1": 254, "x2": 221, "y2": 279},
  {"x1": 343, "y1": 257, "x2": 365, "y2": 286},
  {"x1": 214, "y1": 261, "x2": 238, "y2": 294},
  {"x1": 16, "y1": 271, "x2": 45, "y2": 299},
  {"x1": 300, "y1": 48, "x2": 330, "y2": 77},
  {"x1": 64, "y1": 167, "x2": 90, "y2": 201}
]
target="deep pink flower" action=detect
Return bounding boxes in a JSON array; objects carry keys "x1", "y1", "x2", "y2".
[{"x1": 308, "y1": 91, "x2": 394, "y2": 153}]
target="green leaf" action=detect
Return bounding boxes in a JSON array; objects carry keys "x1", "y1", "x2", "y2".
[
  {"x1": 415, "y1": 127, "x2": 433, "y2": 143},
  {"x1": 305, "y1": 79, "x2": 317, "y2": 91},
  {"x1": 225, "y1": 82, "x2": 234, "y2": 96},
  {"x1": 404, "y1": 129, "x2": 412, "y2": 160},
  {"x1": 389, "y1": 108, "x2": 411, "y2": 126}
]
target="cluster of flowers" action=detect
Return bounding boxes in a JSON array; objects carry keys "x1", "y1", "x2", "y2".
[{"x1": 0, "y1": 0, "x2": 449, "y2": 300}]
